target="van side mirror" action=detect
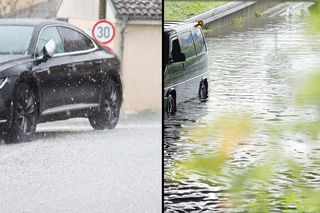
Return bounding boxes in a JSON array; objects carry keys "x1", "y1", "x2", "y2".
[
  {"x1": 173, "y1": 53, "x2": 186, "y2": 63},
  {"x1": 42, "y1": 39, "x2": 56, "y2": 61}
]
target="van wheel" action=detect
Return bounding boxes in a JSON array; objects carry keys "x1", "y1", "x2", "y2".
[
  {"x1": 166, "y1": 93, "x2": 176, "y2": 115},
  {"x1": 6, "y1": 83, "x2": 37, "y2": 143},
  {"x1": 89, "y1": 78, "x2": 121, "y2": 130},
  {"x1": 199, "y1": 80, "x2": 208, "y2": 101}
]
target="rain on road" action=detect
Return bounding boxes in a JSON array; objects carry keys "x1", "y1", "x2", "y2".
[{"x1": 0, "y1": 114, "x2": 161, "y2": 213}]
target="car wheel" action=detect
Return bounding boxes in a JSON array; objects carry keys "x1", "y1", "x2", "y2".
[
  {"x1": 166, "y1": 93, "x2": 176, "y2": 115},
  {"x1": 89, "y1": 78, "x2": 121, "y2": 130},
  {"x1": 199, "y1": 80, "x2": 208, "y2": 101},
  {"x1": 6, "y1": 83, "x2": 37, "y2": 143}
]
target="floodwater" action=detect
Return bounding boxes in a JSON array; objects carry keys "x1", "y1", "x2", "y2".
[{"x1": 164, "y1": 6, "x2": 320, "y2": 212}]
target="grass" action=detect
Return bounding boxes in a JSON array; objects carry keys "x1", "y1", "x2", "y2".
[{"x1": 164, "y1": 1, "x2": 227, "y2": 21}]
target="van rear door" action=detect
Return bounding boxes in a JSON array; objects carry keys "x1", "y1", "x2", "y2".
[
  {"x1": 178, "y1": 30, "x2": 199, "y2": 98},
  {"x1": 166, "y1": 36, "x2": 185, "y2": 86},
  {"x1": 191, "y1": 27, "x2": 208, "y2": 77}
]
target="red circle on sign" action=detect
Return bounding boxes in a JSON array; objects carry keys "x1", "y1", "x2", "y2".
[{"x1": 92, "y1": 20, "x2": 116, "y2": 45}]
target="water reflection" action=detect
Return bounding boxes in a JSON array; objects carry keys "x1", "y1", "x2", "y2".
[
  {"x1": 164, "y1": 10, "x2": 320, "y2": 212},
  {"x1": 164, "y1": 97, "x2": 208, "y2": 168}
]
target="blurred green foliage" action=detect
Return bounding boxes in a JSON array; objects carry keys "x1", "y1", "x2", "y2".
[
  {"x1": 233, "y1": 16, "x2": 245, "y2": 28},
  {"x1": 172, "y1": 2, "x2": 320, "y2": 211},
  {"x1": 307, "y1": 0, "x2": 320, "y2": 33},
  {"x1": 296, "y1": 72, "x2": 320, "y2": 105},
  {"x1": 255, "y1": 11, "x2": 263, "y2": 18}
]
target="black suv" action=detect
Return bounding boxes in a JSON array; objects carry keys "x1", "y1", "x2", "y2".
[{"x1": 0, "y1": 19, "x2": 122, "y2": 143}]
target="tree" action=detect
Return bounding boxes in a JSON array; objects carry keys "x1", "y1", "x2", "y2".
[
  {"x1": 0, "y1": 0, "x2": 36, "y2": 18},
  {"x1": 0, "y1": 0, "x2": 19, "y2": 17}
]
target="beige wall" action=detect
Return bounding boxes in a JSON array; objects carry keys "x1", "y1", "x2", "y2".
[
  {"x1": 57, "y1": 0, "x2": 99, "y2": 20},
  {"x1": 121, "y1": 23, "x2": 162, "y2": 112},
  {"x1": 68, "y1": 18, "x2": 95, "y2": 34}
]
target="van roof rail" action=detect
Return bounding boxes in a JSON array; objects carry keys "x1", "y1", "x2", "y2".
[{"x1": 164, "y1": 21, "x2": 201, "y2": 32}]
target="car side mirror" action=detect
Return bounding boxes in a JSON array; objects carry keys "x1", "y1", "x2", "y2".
[
  {"x1": 173, "y1": 53, "x2": 186, "y2": 63},
  {"x1": 42, "y1": 39, "x2": 56, "y2": 61}
]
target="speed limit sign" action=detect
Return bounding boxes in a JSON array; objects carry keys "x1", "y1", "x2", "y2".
[{"x1": 92, "y1": 20, "x2": 115, "y2": 44}]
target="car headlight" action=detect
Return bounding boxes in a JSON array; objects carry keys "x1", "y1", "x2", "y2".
[{"x1": 0, "y1": 78, "x2": 8, "y2": 89}]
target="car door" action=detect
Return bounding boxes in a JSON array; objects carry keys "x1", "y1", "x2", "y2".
[
  {"x1": 57, "y1": 26, "x2": 101, "y2": 105},
  {"x1": 178, "y1": 30, "x2": 198, "y2": 79},
  {"x1": 168, "y1": 37, "x2": 186, "y2": 85},
  {"x1": 177, "y1": 30, "x2": 199, "y2": 98},
  {"x1": 165, "y1": 36, "x2": 188, "y2": 103},
  {"x1": 191, "y1": 27, "x2": 208, "y2": 77},
  {"x1": 32, "y1": 26, "x2": 74, "y2": 114}
]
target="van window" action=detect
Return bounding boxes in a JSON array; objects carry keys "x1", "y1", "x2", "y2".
[
  {"x1": 172, "y1": 38, "x2": 182, "y2": 60},
  {"x1": 192, "y1": 28, "x2": 206, "y2": 54},
  {"x1": 178, "y1": 31, "x2": 196, "y2": 58}
]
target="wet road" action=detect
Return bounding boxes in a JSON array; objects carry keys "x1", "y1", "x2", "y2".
[
  {"x1": 0, "y1": 114, "x2": 161, "y2": 213},
  {"x1": 164, "y1": 4, "x2": 320, "y2": 212}
]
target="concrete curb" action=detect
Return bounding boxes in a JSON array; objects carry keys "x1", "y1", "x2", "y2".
[
  {"x1": 184, "y1": 1, "x2": 256, "y2": 24},
  {"x1": 182, "y1": 1, "x2": 313, "y2": 36},
  {"x1": 183, "y1": 1, "x2": 304, "y2": 25}
]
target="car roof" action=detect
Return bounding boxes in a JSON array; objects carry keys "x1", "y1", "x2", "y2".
[
  {"x1": 0, "y1": 18, "x2": 68, "y2": 27},
  {"x1": 164, "y1": 21, "x2": 200, "y2": 34}
]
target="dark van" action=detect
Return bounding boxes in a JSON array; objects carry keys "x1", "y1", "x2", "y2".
[{"x1": 164, "y1": 21, "x2": 209, "y2": 114}]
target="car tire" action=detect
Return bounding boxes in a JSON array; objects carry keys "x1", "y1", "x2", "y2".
[
  {"x1": 166, "y1": 93, "x2": 176, "y2": 115},
  {"x1": 6, "y1": 83, "x2": 38, "y2": 143},
  {"x1": 199, "y1": 80, "x2": 208, "y2": 101},
  {"x1": 89, "y1": 78, "x2": 121, "y2": 130}
]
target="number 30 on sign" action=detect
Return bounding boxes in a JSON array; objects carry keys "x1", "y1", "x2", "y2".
[{"x1": 92, "y1": 20, "x2": 115, "y2": 44}]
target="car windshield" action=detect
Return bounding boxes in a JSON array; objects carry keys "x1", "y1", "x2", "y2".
[{"x1": 0, "y1": 25, "x2": 34, "y2": 55}]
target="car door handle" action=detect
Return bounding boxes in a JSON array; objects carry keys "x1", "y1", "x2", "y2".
[
  {"x1": 66, "y1": 64, "x2": 76, "y2": 72},
  {"x1": 91, "y1": 61, "x2": 102, "y2": 66}
]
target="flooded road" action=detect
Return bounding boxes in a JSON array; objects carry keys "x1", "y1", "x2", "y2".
[
  {"x1": 0, "y1": 114, "x2": 161, "y2": 213},
  {"x1": 164, "y1": 6, "x2": 320, "y2": 212}
]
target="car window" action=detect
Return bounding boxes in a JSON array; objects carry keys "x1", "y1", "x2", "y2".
[
  {"x1": 171, "y1": 38, "x2": 182, "y2": 60},
  {"x1": 58, "y1": 27, "x2": 94, "y2": 52},
  {"x1": 37, "y1": 26, "x2": 64, "y2": 56},
  {"x1": 178, "y1": 31, "x2": 196, "y2": 58},
  {"x1": 0, "y1": 25, "x2": 34, "y2": 55},
  {"x1": 192, "y1": 28, "x2": 206, "y2": 55}
]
